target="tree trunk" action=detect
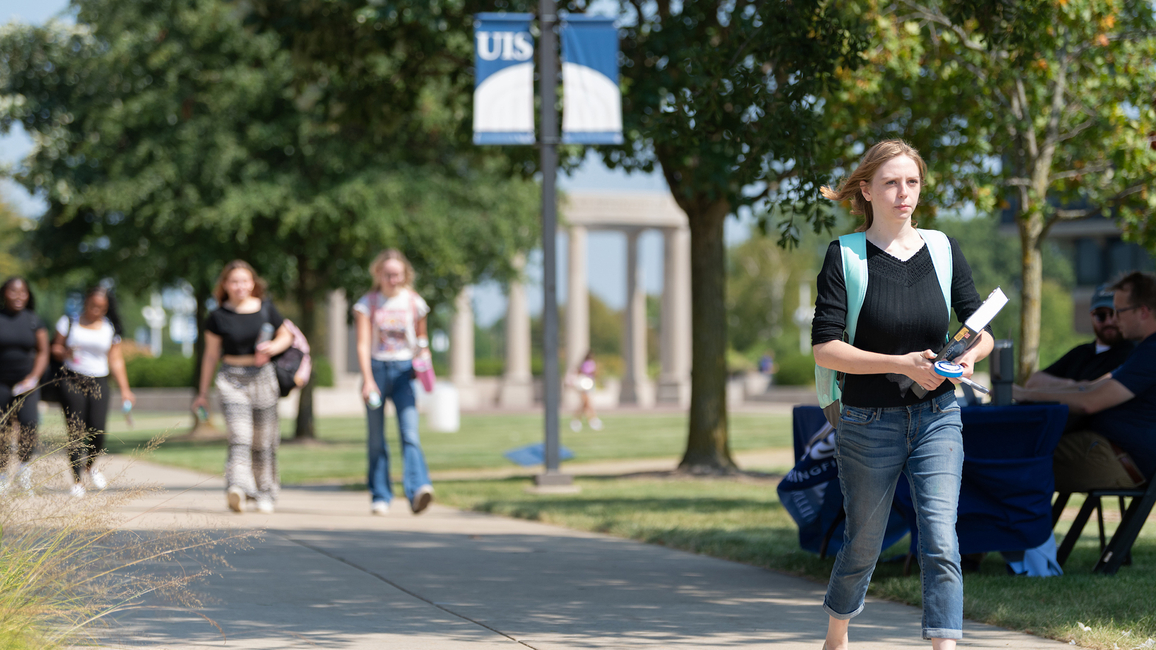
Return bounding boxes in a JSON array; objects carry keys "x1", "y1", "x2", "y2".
[
  {"x1": 678, "y1": 199, "x2": 737, "y2": 473},
  {"x1": 293, "y1": 259, "x2": 318, "y2": 441},
  {"x1": 1017, "y1": 208, "x2": 1046, "y2": 383},
  {"x1": 192, "y1": 285, "x2": 209, "y2": 389}
]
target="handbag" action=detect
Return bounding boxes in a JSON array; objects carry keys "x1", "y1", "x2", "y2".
[
  {"x1": 39, "y1": 318, "x2": 71, "y2": 404},
  {"x1": 409, "y1": 291, "x2": 436, "y2": 392}
]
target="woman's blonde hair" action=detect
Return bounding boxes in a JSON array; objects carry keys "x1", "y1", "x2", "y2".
[
  {"x1": 213, "y1": 260, "x2": 267, "y2": 304},
  {"x1": 369, "y1": 249, "x2": 416, "y2": 293},
  {"x1": 820, "y1": 139, "x2": 928, "y2": 232}
]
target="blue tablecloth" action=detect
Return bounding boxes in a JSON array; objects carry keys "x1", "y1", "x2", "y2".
[{"x1": 791, "y1": 403, "x2": 1068, "y2": 556}]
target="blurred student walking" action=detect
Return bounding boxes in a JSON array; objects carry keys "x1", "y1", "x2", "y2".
[
  {"x1": 354, "y1": 249, "x2": 434, "y2": 516},
  {"x1": 53, "y1": 285, "x2": 135, "y2": 498},
  {"x1": 0, "y1": 277, "x2": 49, "y2": 492},
  {"x1": 193, "y1": 261, "x2": 293, "y2": 514}
]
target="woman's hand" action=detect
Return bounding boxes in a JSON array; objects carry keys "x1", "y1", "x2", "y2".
[
  {"x1": 362, "y1": 379, "x2": 380, "y2": 403},
  {"x1": 121, "y1": 389, "x2": 137, "y2": 406},
  {"x1": 902, "y1": 349, "x2": 944, "y2": 392},
  {"x1": 191, "y1": 393, "x2": 209, "y2": 413},
  {"x1": 254, "y1": 341, "x2": 272, "y2": 367}
]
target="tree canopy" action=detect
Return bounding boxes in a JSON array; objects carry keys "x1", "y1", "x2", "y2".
[
  {"x1": 0, "y1": 0, "x2": 540, "y2": 435},
  {"x1": 821, "y1": 0, "x2": 1156, "y2": 379}
]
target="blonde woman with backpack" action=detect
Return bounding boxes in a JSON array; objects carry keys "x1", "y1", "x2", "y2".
[
  {"x1": 812, "y1": 140, "x2": 993, "y2": 650},
  {"x1": 354, "y1": 249, "x2": 434, "y2": 516}
]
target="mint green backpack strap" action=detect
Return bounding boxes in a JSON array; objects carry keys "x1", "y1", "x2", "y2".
[
  {"x1": 815, "y1": 233, "x2": 869, "y2": 421},
  {"x1": 839, "y1": 232, "x2": 869, "y2": 345},
  {"x1": 918, "y1": 228, "x2": 953, "y2": 328}
]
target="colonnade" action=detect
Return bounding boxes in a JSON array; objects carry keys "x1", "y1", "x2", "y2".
[{"x1": 327, "y1": 191, "x2": 692, "y2": 408}]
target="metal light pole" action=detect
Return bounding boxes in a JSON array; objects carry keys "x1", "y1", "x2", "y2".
[{"x1": 534, "y1": 0, "x2": 571, "y2": 487}]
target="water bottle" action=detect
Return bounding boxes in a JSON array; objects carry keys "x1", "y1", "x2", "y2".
[
  {"x1": 123, "y1": 399, "x2": 134, "y2": 427},
  {"x1": 367, "y1": 391, "x2": 383, "y2": 409},
  {"x1": 257, "y1": 323, "x2": 275, "y2": 345},
  {"x1": 196, "y1": 406, "x2": 209, "y2": 422}
]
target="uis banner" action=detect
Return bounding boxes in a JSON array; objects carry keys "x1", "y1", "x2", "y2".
[
  {"x1": 561, "y1": 15, "x2": 622, "y2": 145},
  {"x1": 473, "y1": 13, "x2": 535, "y2": 145}
]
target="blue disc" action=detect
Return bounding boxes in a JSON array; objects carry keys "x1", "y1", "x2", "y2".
[{"x1": 934, "y1": 361, "x2": 964, "y2": 378}]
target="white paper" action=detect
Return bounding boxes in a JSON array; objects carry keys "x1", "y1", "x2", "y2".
[{"x1": 964, "y1": 287, "x2": 1009, "y2": 333}]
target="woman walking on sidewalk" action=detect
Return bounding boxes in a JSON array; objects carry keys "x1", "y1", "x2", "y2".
[
  {"x1": 53, "y1": 285, "x2": 135, "y2": 498},
  {"x1": 812, "y1": 140, "x2": 993, "y2": 649},
  {"x1": 0, "y1": 277, "x2": 49, "y2": 492},
  {"x1": 193, "y1": 260, "x2": 294, "y2": 514},
  {"x1": 354, "y1": 249, "x2": 434, "y2": 516}
]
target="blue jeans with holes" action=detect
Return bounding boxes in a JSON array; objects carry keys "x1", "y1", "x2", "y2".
[
  {"x1": 366, "y1": 359, "x2": 431, "y2": 505},
  {"x1": 823, "y1": 391, "x2": 964, "y2": 640}
]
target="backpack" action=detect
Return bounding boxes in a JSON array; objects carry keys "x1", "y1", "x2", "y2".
[
  {"x1": 814, "y1": 229, "x2": 953, "y2": 426},
  {"x1": 262, "y1": 303, "x2": 312, "y2": 397}
]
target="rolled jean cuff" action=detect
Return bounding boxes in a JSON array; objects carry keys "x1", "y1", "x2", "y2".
[
  {"x1": 822, "y1": 600, "x2": 864, "y2": 620},
  {"x1": 923, "y1": 627, "x2": 963, "y2": 640}
]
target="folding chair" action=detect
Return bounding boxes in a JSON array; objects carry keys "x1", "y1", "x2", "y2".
[{"x1": 1052, "y1": 478, "x2": 1156, "y2": 575}]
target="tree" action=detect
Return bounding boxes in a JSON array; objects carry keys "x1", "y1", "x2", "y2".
[
  {"x1": 601, "y1": 2, "x2": 869, "y2": 472},
  {"x1": 242, "y1": 1, "x2": 870, "y2": 470},
  {"x1": 822, "y1": 0, "x2": 1156, "y2": 380},
  {"x1": 0, "y1": 197, "x2": 29, "y2": 278},
  {"x1": 0, "y1": 0, "x2": 540, "y2": 437}
]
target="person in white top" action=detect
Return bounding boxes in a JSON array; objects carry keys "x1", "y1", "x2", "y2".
[
  {"x1": 51, "y1": 285, "x2": 135, "y2": 498},
  {"x1": 353, "y1": 249, "x2": 434, "y2": 516}
]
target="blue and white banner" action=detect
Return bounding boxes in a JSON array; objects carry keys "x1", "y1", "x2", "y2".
[
  {"x1": 473, "y1": 13, "x2": 535, "y2": 145},
  {"x1": 561, "y1": 16, "x2": 622, "y2": 145}
]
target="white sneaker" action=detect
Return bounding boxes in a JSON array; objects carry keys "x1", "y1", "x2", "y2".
[
  {"x1": 226, "y1": 486, "x2": 245, "y2": 513},
  {"x1": 70, "y1": 482, "x2": 86, "y2": 499},
  {"x1": 589, "y1": 417, "x2": 603, "y2": 431},
  {"x1": 570, "y1": 418, "x2": 582, "y2": 432},
  {"x1": 255, "y1": 498, "x2": 275, "y2": 514},
  {"x1": 89, "y1": 469, "x2": 107, "y2": 490},
  {"x1": 411, "y1": 485, "x2": 434, "y2": 515},
  {"x1": 371, "y1": 501, "x2": 390, "y2": 516}
]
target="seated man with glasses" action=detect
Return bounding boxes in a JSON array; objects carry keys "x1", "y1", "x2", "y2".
[
  {"x1": 1025, "y1": 283, "x2": 1134, "y2": 390},
  {"x1": 1014, "y1": 272, "x2": 1156, "y2": 491}
]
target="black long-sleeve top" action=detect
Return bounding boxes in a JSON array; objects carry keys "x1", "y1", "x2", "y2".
[{"x1": 811, "y1": 235, "x2": 990, "y2": 407}]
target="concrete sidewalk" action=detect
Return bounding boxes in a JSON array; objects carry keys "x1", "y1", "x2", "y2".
[{"x1": 100, "y1": 456, "x2": 1069, "y2": 650}]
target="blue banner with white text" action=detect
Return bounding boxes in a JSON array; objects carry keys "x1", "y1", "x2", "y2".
[
  {"x1": 473, "y1": 13, "x2": 535, "y2": 145},
  {"x1": 561, "y1": 16, "x2": 622, "y2": 145}
]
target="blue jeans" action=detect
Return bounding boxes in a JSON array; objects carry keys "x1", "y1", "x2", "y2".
[
  {"x1": 824, "y1": 391, "x2": 964, "y2": 640},
  {"x1": 366, "y1": 360, "x2": 431, "y2": 505}
]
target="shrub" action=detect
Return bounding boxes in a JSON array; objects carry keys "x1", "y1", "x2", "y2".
[
  {"x1": 311, "y1": 356, "x2": 333, "y2": 387},
  {"x1": 125, "y1": 355, "x2": 194, "y2": 388},
  {"x1": 774, "y1": 351, "x2": 815, "y2": 386}
]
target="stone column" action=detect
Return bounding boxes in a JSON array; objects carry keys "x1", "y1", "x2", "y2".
[
  {"x1": 619, "y1": 229, "x2": 651, "y2": 406},
  {"x1": 499, "y1": 255, "x2": 535, "y2": 408},
  {"x1": 326, "y1": 289, "x2": 355, "y2": 388},
  {"x1": 566, "y1": 226, "x2": 590, "y2": 374},
  {"x1": 658, "y1": 227, "x2": 692, "y2": 406},
  {"x1": 450, "y1": 287, "x2": 478, "y2": 409}
]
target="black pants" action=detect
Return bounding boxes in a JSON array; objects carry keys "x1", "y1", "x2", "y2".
[
  {"x1": 59, "y1": 371, "x2": 109, "y2": 481},
  {"x1": 0, "y1": 380, "x2": 39, "y2": 468}
]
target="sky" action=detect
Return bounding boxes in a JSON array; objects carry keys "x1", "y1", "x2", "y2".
[{"x1": 0, "y1": 0, "x2": 755, "y2": 326}]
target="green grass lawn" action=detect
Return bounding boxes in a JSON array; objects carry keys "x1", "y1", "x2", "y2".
[
  {"x1": 82, "y1": 410, "x2": 793, "y2": 484},
  {"x1": 71, "y1": 409, "x2": 1156, "y2": 649},
  {"x1": 432, "y1": 475, "x2": 1156, "y2": 650}
]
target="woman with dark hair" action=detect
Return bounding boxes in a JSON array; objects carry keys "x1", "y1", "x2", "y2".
[
  {"x1": 0, "y1": 277, "x2": 49, "y2": 493},
  {"x1": 52, "y1": 285, "x2": 135, "y2": 498},
  {"x1": 192, "y1": 260, "x2": 294, "y2": 514}
]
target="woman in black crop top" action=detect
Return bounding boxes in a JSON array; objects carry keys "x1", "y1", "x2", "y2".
[
  {"x1": 812, "y1": 141, "x2": 993, "y2": 650},
  {"x1": 0, "y1": 277, "x2": 48, "y2": 493},
  {"x1": 193, "y1": 260, "x2": 293, "y2": 514}
]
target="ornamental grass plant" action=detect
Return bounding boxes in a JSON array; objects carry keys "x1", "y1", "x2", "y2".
[{"x1": 0, "y1": 397, "x2": 256, "y2": 649}]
